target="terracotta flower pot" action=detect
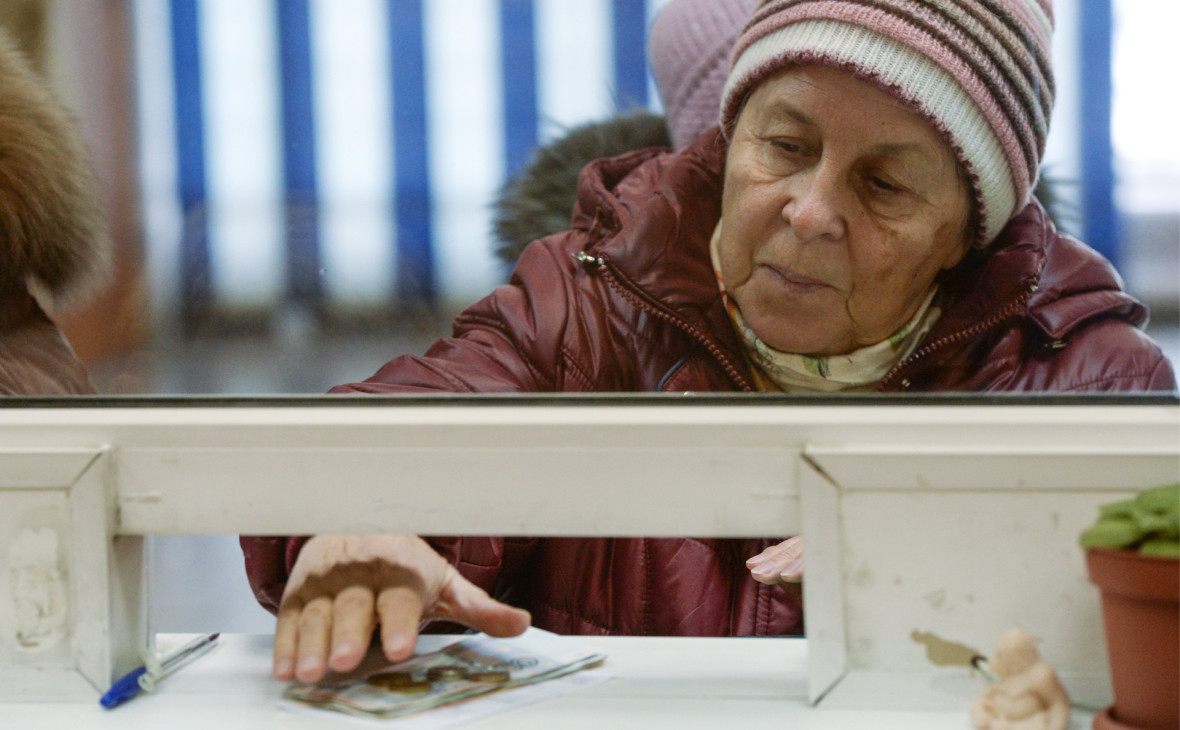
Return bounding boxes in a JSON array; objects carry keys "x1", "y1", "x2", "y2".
[{"x1": 1086, "y1": 547, "x2": 1179, "y2": 730}]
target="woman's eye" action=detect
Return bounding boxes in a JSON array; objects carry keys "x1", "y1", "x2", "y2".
[
  {"x1": 771, "y1": 139, "x2": 805, "y2": 155},
  {"x1": 867, "y1": 174, "x2": 903, "y2": 194}
]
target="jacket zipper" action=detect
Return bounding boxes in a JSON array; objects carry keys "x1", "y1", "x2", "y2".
[
  {"x1": 877, "y1": 286, "x2": 1036, "y2": 391},
  {"x1": 575, "y1": 250, "x2": 755, "y2": 392}
]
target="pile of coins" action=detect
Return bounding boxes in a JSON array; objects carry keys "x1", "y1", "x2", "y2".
[{"x1": 365, "y1": 665, "x2": 512, "y2": 694}]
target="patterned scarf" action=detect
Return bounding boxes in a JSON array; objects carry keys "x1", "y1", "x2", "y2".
[{"x1": 709, "y1": 220, "x2": 940, "y2": 393}]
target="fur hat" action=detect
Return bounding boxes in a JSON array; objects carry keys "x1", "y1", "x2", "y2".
[
  {"x1": 721, "y1": 0, "x2": 1055, "y2": 245},
  {"x1": 0, "y1": 27, "x2": 107, "y2": 308},
  {"x1": 648, "y1": 0, "x2": 761, "y2": 148}
]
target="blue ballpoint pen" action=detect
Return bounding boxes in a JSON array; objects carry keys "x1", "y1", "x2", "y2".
[{"x1": 99, "y1": 632, "x2": 220, "y2": 709}]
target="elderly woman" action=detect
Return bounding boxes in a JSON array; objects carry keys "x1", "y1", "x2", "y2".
[{"x1": 243, "y1": 0, "x2": 1175, "y2": 683}]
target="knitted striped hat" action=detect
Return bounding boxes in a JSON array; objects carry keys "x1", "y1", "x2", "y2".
[{"x1": 720, "y1": 0, "x2": 1055, "y2": 245}]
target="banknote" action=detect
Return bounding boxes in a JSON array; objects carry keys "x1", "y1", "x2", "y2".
[{"x1": 283, "y1": 629, "x2": 607, "y2": 720}]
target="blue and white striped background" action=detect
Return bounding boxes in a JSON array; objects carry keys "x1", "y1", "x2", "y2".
[{"x1": 134, "y1": 0, "x2": 670, "y2": 328}]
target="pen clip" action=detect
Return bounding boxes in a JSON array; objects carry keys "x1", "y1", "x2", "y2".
[
  {"x1": 137, "y1": 668, "x2": 159, "y2": 693},
  {"x1": 136, "y1": 633, "x2": 220, "y2": 693},
  {"x1": 139, "y1": 645, "x2": 163, "y2": 679}
]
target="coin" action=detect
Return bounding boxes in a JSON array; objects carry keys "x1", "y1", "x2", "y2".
[
  {"x1": 366, "y1": 671, "x2": 415, "y2": 688},
  {"x1": 384, "y1": 680, "x2": 433, "y2": 694},
  {"x1": 426, "y1": 665, "x2": 468, "y2": 682},
  {"x1": 468, "y1": 670, "x2": 511, "y2": 684}
]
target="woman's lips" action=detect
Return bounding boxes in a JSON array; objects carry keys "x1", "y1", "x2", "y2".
[{"x1": 759, "y1": 264, "x2": 829, "y2": 293}]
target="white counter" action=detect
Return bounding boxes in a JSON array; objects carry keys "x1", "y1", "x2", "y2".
[{"x1": 4, "y1": 634, "x2": 1098, "y2": 730}]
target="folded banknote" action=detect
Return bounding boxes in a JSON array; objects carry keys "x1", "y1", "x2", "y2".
[{"x1": 284, "y1": 628, "x2": 606, "y2": 720}]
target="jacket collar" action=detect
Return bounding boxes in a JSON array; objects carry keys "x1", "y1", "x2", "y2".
[
  {"x1": 572, "y1": 129, "x2": 727, "y2": 311},
  {"x1": 934, "y1": 200, "x2": 1147, "y2": 343}
]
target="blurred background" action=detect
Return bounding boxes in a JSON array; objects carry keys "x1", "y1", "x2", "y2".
[{"x1": 1, "y1": 0, "x2": 1175, "y2": 633}]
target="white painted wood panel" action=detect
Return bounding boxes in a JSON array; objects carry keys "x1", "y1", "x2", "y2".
[
  {"x1": 0, "y1": 399, "x2": 1175, "y2": 710},
  {"x1": 114, "y1": 445, "x2": 800, "y2": 537}
]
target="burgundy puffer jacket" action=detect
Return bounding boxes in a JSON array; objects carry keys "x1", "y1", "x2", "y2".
[{"x1": 242, "y1": 129, "x2": 1175, "y2": 638}]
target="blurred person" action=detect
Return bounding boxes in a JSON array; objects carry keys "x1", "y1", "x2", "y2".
[{"x1": 0, "y1": 28, "x2": 106, "y2": 395}]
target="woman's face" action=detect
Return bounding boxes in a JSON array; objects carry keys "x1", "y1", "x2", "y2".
[{"x1": 719, "y1": 64, "x2": 973, "y2": 357}]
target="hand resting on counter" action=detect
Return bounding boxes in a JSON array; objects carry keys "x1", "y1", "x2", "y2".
[{"x1": 273, "y1": 534, "x2": 531, "y2": 683}]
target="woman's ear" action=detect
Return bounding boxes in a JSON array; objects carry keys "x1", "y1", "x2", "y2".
[
  {"x1": 941, "y1": 165, "x2": 980, "y2": 271},
  {"x1": 940, "y1": 230, "x2": 974, "y2": 271}
]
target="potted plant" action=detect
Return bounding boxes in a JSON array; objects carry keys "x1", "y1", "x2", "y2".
[{"x1": 1080, "y1": 483, "x2": 1178, "y2": 730}]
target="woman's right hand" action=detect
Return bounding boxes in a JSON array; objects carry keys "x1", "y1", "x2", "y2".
[
  {"x1": 745, "y1": 536, "x2": 804, "y2": 585},
  {"x1": 273, "y1": 534, "x2": 531, "y2": 683}
]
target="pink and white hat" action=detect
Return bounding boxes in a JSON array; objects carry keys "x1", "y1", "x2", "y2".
[
  {"x1": 720, "y1": 0, "x2": 1055, "y2": 245},
  {"x1": 648, "y1": 0, "x2": 761, "y2": 148}
]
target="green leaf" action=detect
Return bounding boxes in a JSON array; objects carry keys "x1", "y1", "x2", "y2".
[
  {"x1": 1080, "y1": 516, "x2": 1144, "y2": 550},
  {"x1": 1139, "y1": 539, "x2": 1180, "y2": 559},
  {"x1": 1135, "y1": 483, "x2": 1180, "y2": 514}
]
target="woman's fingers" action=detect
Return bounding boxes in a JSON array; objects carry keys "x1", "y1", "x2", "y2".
[
  {"x1": 294, "y1": 595, "x2": 334, "y2": 682},
  {"x1": 273, "y1": 598, "x2": 302, "y2": 680},
  {"x1": 328, "y1": 585, "x2": 377, "y2": 672},
  {"x1": 376, "y1": 583, "x2": 428, "y2": 663},
  {"x1": 746, "y1": 537, "x2": 804, "y2": 584},
  {"x1": 777, "y1": 557, "x2": 804, "y2": 583},
  {"x1": 432, "y1": 568, "x2": 532, "y2": 638}
]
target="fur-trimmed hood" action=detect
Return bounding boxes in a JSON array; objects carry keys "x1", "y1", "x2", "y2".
[
  {"x1": 492, "y1": 111, "x2": 671, "y2": 264},
  {"x1": 0, "y1": 28, "x2": 106, "y2": 309}
]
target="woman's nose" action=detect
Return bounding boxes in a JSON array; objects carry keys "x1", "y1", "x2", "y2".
[{"x1": 781, "y1": 167, "x2": 848, "y2": 241}]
